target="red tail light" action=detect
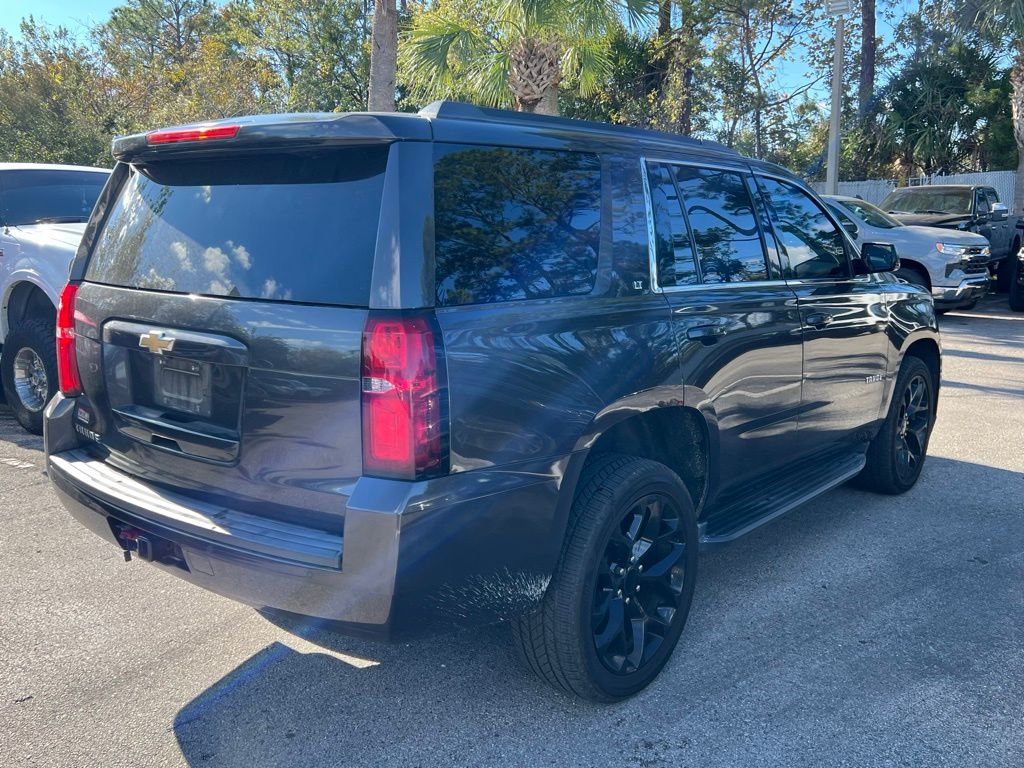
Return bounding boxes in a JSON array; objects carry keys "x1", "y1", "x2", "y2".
[
  {"x1": 56, "y1": 283, "x2": 82, "y2": 396},
  {"x1": 147, "y1": 124, "x2": 240, "y2": 144},
  {"x1": 361, "y1": 314, "x2": 447, "y2": 480}
]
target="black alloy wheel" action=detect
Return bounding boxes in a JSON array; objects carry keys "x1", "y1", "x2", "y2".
[
  {"x1": 893, "y1": 373, "x2": 932, "y2": 486},
  {"x1": 856, "y1": 355, "x2": 935, "y2": 495},
  {"x1": 513, "y1": 454, "x2": 698, "y2": 701},
  {"x1": 591, "y1": 492, "x2": 687, "y2": 675}
]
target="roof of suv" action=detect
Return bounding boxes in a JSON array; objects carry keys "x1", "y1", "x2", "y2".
[{"x1": 111, "y1": 101, "x2": 797, "y2": 180}]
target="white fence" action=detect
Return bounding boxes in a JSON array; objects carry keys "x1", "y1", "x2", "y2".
[{"x1": 812, "y1": 170, "x2": 1017, "y2": 210}]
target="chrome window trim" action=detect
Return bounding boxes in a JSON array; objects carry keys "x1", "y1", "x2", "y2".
[
  {"x1": 639, "y1": 155, "x2": 663, "y2": 293},
  {"x1": 643, "y1": 155, "x2": 751, "y2": 174},
  {"x1": 659, "y1": 279, "x2": 793, "y2": 294}
]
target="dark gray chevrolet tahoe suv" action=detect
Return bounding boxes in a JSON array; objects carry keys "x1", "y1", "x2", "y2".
[{"x1": 45, "y1": 102, "x2": 941, "y2": 701}]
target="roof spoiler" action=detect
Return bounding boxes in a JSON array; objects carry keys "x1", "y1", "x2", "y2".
[{"x1": 111, "y1": 112, "x2": 431, "y2": 162}]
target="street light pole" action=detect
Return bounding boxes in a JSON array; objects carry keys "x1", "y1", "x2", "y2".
[{"x1": 825, "y1": 0, "x2": 851, "y2": 195}]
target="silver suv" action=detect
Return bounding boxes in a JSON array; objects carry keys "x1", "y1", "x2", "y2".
[{"x1": 825, "y1": 195, "x2": 991, "y2": 311}]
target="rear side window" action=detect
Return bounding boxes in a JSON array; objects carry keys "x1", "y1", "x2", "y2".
[
  {"x1": 0, "y1": 169, "x2": 108, "y2": 226},
  {"x1": 85, "y1": 148, "x2": 388, "y2": 306},
  {"x1": 646, "y1": 161, "x2": 768, "y2": 286},
  {"x1": 757, "y1": 177, "x2": 850, "y2": 280},
  {"x1": 671, "y1": 165, "x2": 767, "y2": 283},
  {"x1": 433, "y1": 145, "x2": 601, "y2": 306}
]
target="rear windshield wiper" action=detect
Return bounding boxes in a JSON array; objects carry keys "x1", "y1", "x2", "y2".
[{"x1": 30, "y1": 216, "x2": 89, "y2": 224}]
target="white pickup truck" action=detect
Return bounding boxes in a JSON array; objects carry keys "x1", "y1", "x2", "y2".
[{"x1": 0, "y1": 163, "x2": 110, "y2": 433}]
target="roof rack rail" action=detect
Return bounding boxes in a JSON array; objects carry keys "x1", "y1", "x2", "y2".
[{"x1": 418, "y1": 100, "x2": 739, "y2": 156}]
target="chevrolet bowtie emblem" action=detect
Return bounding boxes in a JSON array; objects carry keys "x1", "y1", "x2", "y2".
[{"x1": 138, "y1": 331, "x2": 175, "y2": 354}]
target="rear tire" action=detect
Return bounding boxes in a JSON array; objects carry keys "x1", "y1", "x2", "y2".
[
  {"x1": 1009, "y1": 253, "x2": 1024, "y2": 312},
  {"x1": 0, "y1": 318, "x2": 58, "y2": 435},
  {"x1": 513, "y1": 454, "x2": 699, "y2": 702},
  {"x1": 857, "y1": 356, "x2": 935, "y2": 495}
]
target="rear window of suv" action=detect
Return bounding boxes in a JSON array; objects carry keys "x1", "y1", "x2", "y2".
[
  {"x1": 85, "y1": 147, "x2": 388, "y2": 306},
  {"x1": 433, "y1": 145, "x2": 602, "y2": 306}
]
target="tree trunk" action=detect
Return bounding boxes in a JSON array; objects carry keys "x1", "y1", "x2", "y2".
[
  {"x1": 1012, "y1": 46, "x2": 1024, "y2": 215},
  {"x1": 367, "y1": 0, "x2": 397, "y2": 112},
  {"x1": 509, "y1": 38, "x2": 561, "y2": 115},
  {"x1": 657, "y1": 0, "x2": 672, "y2": 37},
  {"x1": 858, "y1": 0, "x2": 876, "y2": 116},
  {"x1": 534, "y1": 84, "x2": 559, "y2": 115}
]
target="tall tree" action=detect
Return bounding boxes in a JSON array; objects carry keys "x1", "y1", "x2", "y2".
[
  {"x1": 859, "y1": 0, "x2": 876, "y2": 115},
  {"x1": 403, "y1": 0, "x2": 655, "y2": 116},
  {"x1": 959, "y1": 0, "x2": 1024, "y2": 213},
  {"x1": 368, "y1": 0, "x2": 397, "y2": 111}
]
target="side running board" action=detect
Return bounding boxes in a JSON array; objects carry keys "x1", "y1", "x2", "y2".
[{"x1": 698, "y1": 451, "x2": 866, "y2": 549}]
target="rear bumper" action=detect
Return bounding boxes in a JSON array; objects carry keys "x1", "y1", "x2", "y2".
[
  {"x1": 931, "y1": 275, "x2": 990, "y2": 308},
  {"x1": 46, "y1": 395, "x2": 572, "y2": 640}
]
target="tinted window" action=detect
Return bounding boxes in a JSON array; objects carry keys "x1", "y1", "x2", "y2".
[
  {"x1": 672, "y1": 166, "x2": 767, "y2": 283},
  {"x1": 0, "y1": 169, "x2": 109, "y2": 226},
  {"x1": 758, "y1": 177, "x2": 850, "y2": 279},
  {"x1": 976, "y1": 190, "x2": 991, "y2": 213},
  {"x1": 85, "y1": 148, "x2": 387, "y2": 305},
  {"x1": 646, "y1": 162, "x2": 698, "y2": 287},
  {"x1": 433, "y1": 145, "x2": 601, "y2": 306},
  {"x1": 836, "y1": 198, "x2": 901, "y2": 229},
  {"x1": 882, "y1": 187, "x2": 972, "y2": 215}
]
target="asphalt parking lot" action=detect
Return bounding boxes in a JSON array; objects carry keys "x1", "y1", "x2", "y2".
[{"x1": 1, "y1": 296, "x2": 1022, "y2": 768}]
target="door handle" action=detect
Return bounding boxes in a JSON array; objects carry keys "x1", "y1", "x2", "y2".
[
  {"x1": 805, "y1": 312, "x2": 835, "y2": 328},
  {"x1": 686, "y1": 324, "x2": 727, "y2": 344}
]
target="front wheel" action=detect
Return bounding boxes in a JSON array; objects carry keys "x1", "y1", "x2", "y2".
[
  {"x1": 513, "y1": 454, "x2": 699, "y2": 701},
  {"x1": 1, "y1": 318, "x2": 58, "y2": 435},
  {"x1": 857, "y1": 356, "x2": 936, "y2": 495}
]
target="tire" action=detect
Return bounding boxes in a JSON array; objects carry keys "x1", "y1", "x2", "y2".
[
  {"x1": 896, "y1": 266, "x2": 929, "y2": 290},
  {"x1": 857, "y1": 356, "x2": 936, "y2": 495},
  {"x1": 512, "y1": 453, "x2": 699, "y2": 702},
  {"x1": 0, "y1": 318, "x2": 58, "y2": 435},
  {"x1": 1009, "y1": 253, "x2": 1024, "y2": 312},
  {"x1": 996, "y1": 239, "x2": 1019, "y2": 293}
]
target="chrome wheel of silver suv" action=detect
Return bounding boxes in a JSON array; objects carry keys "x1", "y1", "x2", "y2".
[{"x1": 13, "y1": 346, "x2": 50, "y2": 413}]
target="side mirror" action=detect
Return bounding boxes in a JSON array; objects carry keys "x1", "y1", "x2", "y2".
[
  {"x1": 840, "y1": 219, "x2": 859, "y2": 238},
  {"x1": 992, "y1": 202, "x2": 1009, "y2": 221},
  {"x1": 860, "y1": 242, "x2": 899, "y2": 273}
]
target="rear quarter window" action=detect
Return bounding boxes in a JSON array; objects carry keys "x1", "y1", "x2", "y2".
[
  {"x1": 84, "y1": 147, "x2": 388, "y2": 306},
  {"x1": 433, "y1": 145, "x2": 602, "y2": 306}
]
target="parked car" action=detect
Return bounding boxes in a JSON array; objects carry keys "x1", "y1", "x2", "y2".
[
  {"x1": 0, "y1": 163, "x2": 111, "y2": 433},
  {"x1": 823, "y1": 194, "x2": 990, "y2": 311},
  {"x1": 880, "y1": 184, "x2": 1019, "y2": 289},
  {"x1": 45, "y1": 103, "x2": 940, "y2": 701}
]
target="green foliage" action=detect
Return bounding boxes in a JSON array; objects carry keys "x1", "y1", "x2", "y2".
[
  {"x1": 0, "y1": 0, "x2": 1019, "y2": 182},
  {"x1": 401, "y1": 0, "x2": 655, "y2": 113},
  {"x1": 0, "y1": 21, "x2": 113, "y2": 166}
]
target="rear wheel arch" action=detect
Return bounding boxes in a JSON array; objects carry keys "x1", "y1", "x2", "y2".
[
  {"x1": 577, "y1": 406, "x2": 712, "y2": 515},
  {"x1": 3, "y1": 281, "x2": 56, "y2": 341}
]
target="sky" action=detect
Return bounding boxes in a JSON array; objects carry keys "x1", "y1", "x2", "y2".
[{"x1": 0, "y1": 0, "x2": 121, "y2": 37}]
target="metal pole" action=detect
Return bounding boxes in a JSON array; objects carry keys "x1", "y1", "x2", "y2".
[{"x1": 826, "y1": 15, "x2": 844, "y2": 195}]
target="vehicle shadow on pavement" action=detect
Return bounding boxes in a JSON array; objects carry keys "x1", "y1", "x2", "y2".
[{"x1": 172, "y1": 456, "x2": 1024, "y2": 768}]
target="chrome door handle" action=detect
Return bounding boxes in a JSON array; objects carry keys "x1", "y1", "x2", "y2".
[{"x1": 805, "y1": 312, "x2": 834, "y2": 328}]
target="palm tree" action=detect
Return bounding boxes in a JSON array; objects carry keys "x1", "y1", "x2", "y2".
[
  {"x1": 403, "y1": 0, "x2": 654, "y2": 116},
  {"x1": 368, "y1": 0, "x2": 398, "y2": 111},
  {"x1": 960, "y1": 1, "x2": 1024, "y2": 213}
]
